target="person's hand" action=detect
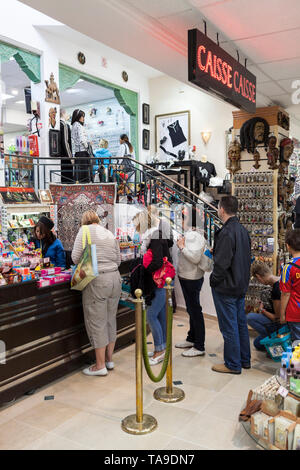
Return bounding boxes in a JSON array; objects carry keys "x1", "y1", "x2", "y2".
[
  {"x1": 280, "y1": 314, "x2": 286, "y2": 324},
  {"x1": 177, "y1": 238, "x2": 185, "y2": 250}
]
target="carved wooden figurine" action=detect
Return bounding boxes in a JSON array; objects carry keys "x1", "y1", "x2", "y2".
[
  {"x1": 49, "y1": 107, "x2": 57, "y2": 129},
  {"x1": 267, "y1": 136, "x2": 279, "y2": 170},
  {"x1": 227, "y1": 140, "x2": 241, "y2": 175},
  {"x1": 253, "y1": 148, "x2": 261, "y2": 170},
  {"x1": 45, "y1": 73, "x2": 60, "y2": 104}
]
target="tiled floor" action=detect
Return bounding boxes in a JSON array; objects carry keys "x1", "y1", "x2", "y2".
[{"x1": 0, "y1": 311, "x2": 278, "y2": 450}]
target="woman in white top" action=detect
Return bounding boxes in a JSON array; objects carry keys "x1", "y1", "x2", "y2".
[
  {"x1": 119, "y1": 134, "x2": 135, "y2": 182},
  {"x1": 175, "y1": 207, "x2": 207, "y2": 358},
  {"x1": 71, "y1": 109, "x2": 91, "y2": 183},
  {"x1": 72, "y1": 210, "x2": 122, "y2": 377}
]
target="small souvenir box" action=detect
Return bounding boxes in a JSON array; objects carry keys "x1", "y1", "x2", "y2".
[
  {"x1": 37, "y1": 279, "x2": 52, "y2": 288},
  {"x1": 41, "y1": 267, "x2": 62, "y2": 276}
]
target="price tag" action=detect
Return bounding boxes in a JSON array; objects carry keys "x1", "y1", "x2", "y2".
[{"x1": 277, "y1": 386, "x2": 289, "y2": 398}]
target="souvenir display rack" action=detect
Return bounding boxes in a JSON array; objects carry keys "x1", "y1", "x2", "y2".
[
  {"x1": 0, "y1": 204, "x2": 53, "y2": 242},
  {"x1": 232, "y1": 170, "x2": 279, "y2": 313}
]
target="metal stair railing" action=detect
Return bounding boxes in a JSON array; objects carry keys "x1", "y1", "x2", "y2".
[{"x1": 3, "y1": 154, "x2": 222, "y2": 244}]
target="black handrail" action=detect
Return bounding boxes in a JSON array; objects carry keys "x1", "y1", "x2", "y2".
[{"x1": 3, "y1": 153, "x2": 223, "y2": 235}]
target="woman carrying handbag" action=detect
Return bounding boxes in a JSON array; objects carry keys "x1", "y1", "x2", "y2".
[{"x1": 72, "y1": 210, "x2": 122, "y2": 376}]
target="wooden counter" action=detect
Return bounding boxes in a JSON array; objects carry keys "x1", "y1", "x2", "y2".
[{"x1": 0, "y1": 264, "x2": 135, "y2": 406}]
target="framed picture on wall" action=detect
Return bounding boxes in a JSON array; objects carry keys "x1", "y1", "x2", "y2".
[
  {"x1": 155, "y1": 110, "x2": 190, "y2": 162},
  {"x1": 142, "y1": 129, "x2": 150, "y2": 150},
  {"x1": 142, "y1": 103, "x2": 150, "y2": 125},
  {"x1": 38, "y1": 189, "x2": 53, "y2": 204},
  {"x1": 49, "y1": 129, "x2": 60, "y2": 157}
]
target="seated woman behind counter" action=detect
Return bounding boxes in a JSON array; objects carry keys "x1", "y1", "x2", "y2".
[{"x1": 33, "y1": 216, "x2": 66, "y2": 268}]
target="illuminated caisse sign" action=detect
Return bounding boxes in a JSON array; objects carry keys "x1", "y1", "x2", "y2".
[{"x1": 188, "y1": 29, "x2": 256, "y2": 113}]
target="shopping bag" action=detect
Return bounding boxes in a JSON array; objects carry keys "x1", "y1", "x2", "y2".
[
  {"x1": 71, "y1": 225, "x2": 98, "y2": 291},
  {"x1": 198, "y1": 243, "x2": 213, "y2": 272}
]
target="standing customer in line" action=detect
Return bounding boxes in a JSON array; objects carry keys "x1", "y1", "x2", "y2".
[
  {"x1": 210, "y1": 196, "x2": 251, "y2": 374},
  {"x1": 72, "y1": 210, "x2": 122, "y2": 376},
  {"x1": 133, "y1": 209, "x2": 173, "y2": 365},
  {"x1": 71, "y1": 109, "x2": 91, "y2": 183},
  {"x1": 176, "y1": 207, "x2": 207, "y2": 358}
]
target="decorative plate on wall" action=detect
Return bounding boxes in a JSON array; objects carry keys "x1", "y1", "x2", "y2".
[
  {"x1": 78, "y1": 52, "x2": 86, "y2": 65},
  {"x1": 122, "y1": 71, "x2": 128, "y2": 82}
]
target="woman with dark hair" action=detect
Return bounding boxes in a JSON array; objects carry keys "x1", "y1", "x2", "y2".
[
  {"x1": 175, "y1": 206, "x2": 207, "y2": 357},
  {"x1": 71, "y1": 109, "x2": 91, "y2": 183},
  {"x1": 119, "y1": 134, "x2": 135, "y2": 181},
  {"x1": 34, "y1": 216, "x2": 66, "y2": 268}
]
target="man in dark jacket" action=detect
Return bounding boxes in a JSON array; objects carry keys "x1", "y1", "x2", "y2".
[{"x1": 210, "y1": 196, "x2": 251, "y2": 374}]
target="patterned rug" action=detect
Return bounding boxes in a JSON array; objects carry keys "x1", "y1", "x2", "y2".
[{"x1": 49, "y1": 183, "x2": 116, "y2": 251}]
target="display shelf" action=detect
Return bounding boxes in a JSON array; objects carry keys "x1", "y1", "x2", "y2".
[
  {"x1": 276, "y1": 369, "x2": 300, "y2": 401},
  {"x1": 240, "y1": 420, "x2": 272, "y2": 450}
]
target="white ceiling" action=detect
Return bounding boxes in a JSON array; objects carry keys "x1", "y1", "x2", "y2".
[
  {"x1": 1, "y1": 59, "x2": 30, "y2": 109},
  {"x1": 0, "y1": 59, "x2": 116, "y2": 131},
  {"x1": 15, "y1": 0, "x2": 300, "y2": 124},
  {"x1": 61, "y1": 80, "x2": 115, "y2": 108}
]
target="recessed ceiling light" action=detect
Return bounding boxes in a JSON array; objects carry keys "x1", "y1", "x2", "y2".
[
  {"x1": 11, "y1": 89, "x2": 19, "y2": 96},
  {"x1": 16, "y1": 100, "x2": 25, "y2": 104},
  {"x1": 66, "y1": 88, "x2": 81, "y2": 94}
]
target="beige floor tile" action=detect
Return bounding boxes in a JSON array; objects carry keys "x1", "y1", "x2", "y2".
[
  {"x1": 221, "y1": 375, "x2": 269, "y2": 399},
  {"x1": 176, "y1": 411, "x2": 254, "y2": 450},
  {"x1": 0, "y1": 419, "x2": 47, "y2": 450},
  {"x1": 22, "y1": 432, "x2": 90, "y2": 450},
  {"x1": 200, "y1": 393, "x2": 246, "y2": 422},
  {"x1": 0, "y1": 319, "x2": 277, "y2": 450},
  {"x1": 15, "y1": 401, "x2": 81, "y2": 432},
  {"x1": 52, "y1": 410, "x2": 171, "y2": 450},
  {"x1": 161, "y1": 384, "x2": 218, "y2": 413},
  {"x1": 163, "y1": 437, "x2": 209, "y2": 450},
  {"x1": 143, "y1": 401, "x2": 196, "y2": 436}
]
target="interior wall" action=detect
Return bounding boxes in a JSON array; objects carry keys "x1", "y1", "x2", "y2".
[
  {"x1": 290, "y1": 116, "x2": 300, "y2": 140},
  {"x1": 0, "y1": 0, "x2": 151, "y2": 162},
  {"x1": 149, "y1": 75, "x2": 236, "y2": 178}
]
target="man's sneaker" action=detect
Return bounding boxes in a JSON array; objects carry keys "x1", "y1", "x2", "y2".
[
  {"x1": 182, "y1": 347, "x2": 205, "y2": 357},
  {"x1": 175, "y1": 340, "x2": 194, "y2": 349}
]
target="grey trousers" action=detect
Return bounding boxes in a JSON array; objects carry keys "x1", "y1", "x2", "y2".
[{"x1": 82, "y1": 271, "x2": 122, "y2": 349}]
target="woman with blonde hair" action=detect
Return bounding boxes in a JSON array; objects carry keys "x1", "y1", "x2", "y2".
[
  {"x1": 133, "y1": 209, "x2": 174, "y2": 365},
  {"x1": 72, "y1": 210, "x2": 122, "y2": 376}
]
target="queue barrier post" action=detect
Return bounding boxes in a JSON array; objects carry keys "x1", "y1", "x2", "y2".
[
  {"x1": 121, "y1": 289, "x2": 158, "y2": 435},
  {"x1": 153, "y1": 278, "x2": 185, "y2": 403}
]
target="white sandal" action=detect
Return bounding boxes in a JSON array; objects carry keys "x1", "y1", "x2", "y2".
[{"x1": 149, "y1": 352, "x2": 165, "y2": 366}]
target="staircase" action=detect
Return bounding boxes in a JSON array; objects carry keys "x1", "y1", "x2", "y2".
[{"x1": 4, "y1": 154, "x2": 222, "y2": 245}]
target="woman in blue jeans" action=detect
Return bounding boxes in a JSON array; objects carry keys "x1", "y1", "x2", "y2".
[{"x1": 133, "y1": 209, "x2": 173, "y2": 365}]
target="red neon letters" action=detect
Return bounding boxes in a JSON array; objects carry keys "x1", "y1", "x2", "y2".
[{"x1": 197, "y1": 45, "x2": 256, "y2": 103}]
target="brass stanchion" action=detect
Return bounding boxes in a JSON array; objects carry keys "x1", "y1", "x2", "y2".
[
  {"x1": 121, "y1": 289, "x2": 158, "y2": 435},
  {"x1": 154, "y1": 278, "x2": 185, "y2": 403}
]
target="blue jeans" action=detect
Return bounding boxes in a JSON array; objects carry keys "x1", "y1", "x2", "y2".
[
  {"x1": 147, "y1": 287, "x2": 167, "y2": 352},
  {"x1": 212, "y1": 289, "x2": 251, "y2": 372},
  {"x1": 287, "y1": 322, "x2": 300, "y2": 342},
  {"x1": 247, "y1": 312, "x2": 279, "y2": 351}
]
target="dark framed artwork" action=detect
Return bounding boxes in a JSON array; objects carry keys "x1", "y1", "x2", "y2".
[
  {"x1": 155, "y1": 110, "x2": 190, "y2": 161},
  {"x1": 49, "y1": 129, "x2": 60, "y2": 157},
  {"x1": 142, "y1": 103, "x2": 150, "y2": 125},
  {"x1": 142, "y1": 129, "x2": 150, "y2": 150}
]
